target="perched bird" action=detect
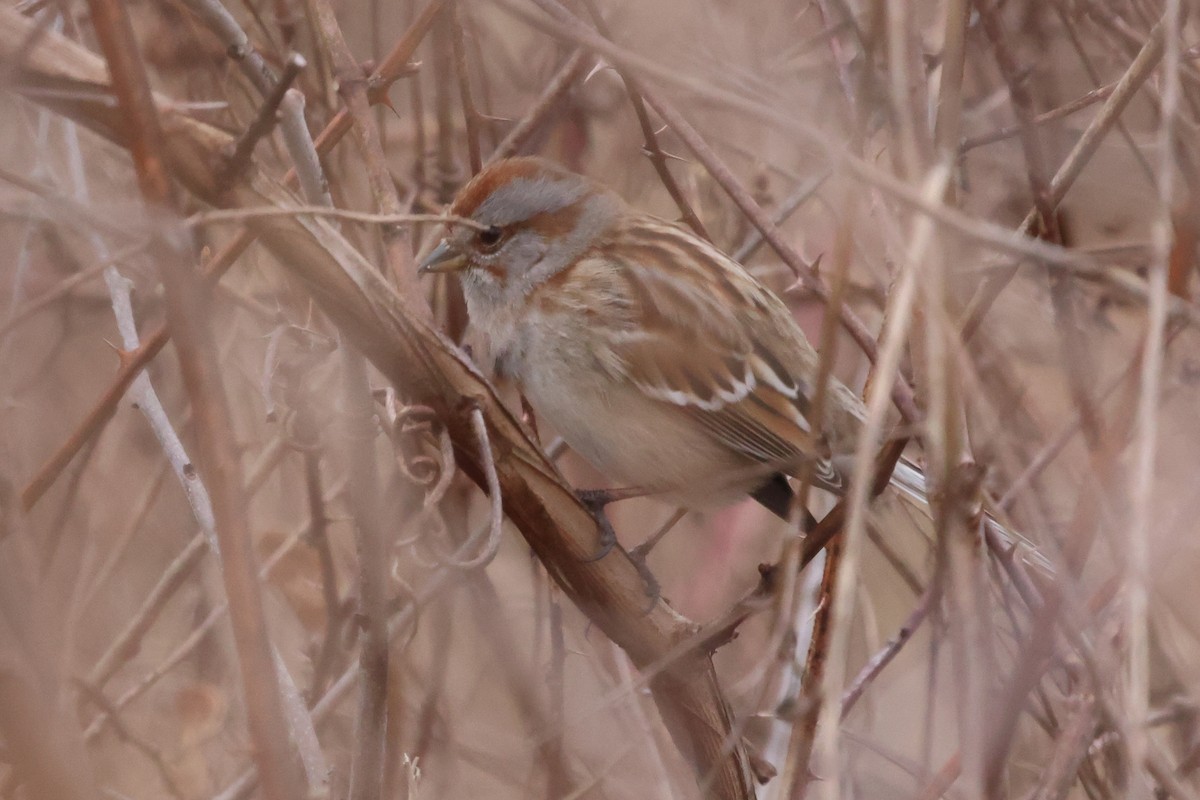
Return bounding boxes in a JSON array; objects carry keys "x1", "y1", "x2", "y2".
[{"x1": 418, "y1": 156, "x2": 869, "y2": 524}]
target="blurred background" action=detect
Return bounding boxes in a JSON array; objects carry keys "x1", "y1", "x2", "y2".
[{"x1": 2, "y1": 0, "x2": 1200, "y2": 798}]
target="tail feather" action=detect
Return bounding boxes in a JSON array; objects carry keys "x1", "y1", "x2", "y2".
[
  {"x1": 888, "y1": 458, "x2": 1053, "y2": 574},
  {"x1": 751, "y1": 459, "x2": 1053, "y2": 576}
]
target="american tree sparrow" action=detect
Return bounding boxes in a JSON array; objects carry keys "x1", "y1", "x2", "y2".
[
  {"x1": 418, "y1": 160, "x2": 1052, "y2": 581},
  {"x1": 419, "y1": 157, "x2": 868, "y2": 523}
]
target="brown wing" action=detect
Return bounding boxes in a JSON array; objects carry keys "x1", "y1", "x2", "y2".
[{"x1": 551, "y1": 215, "x2": 846, "y2": 491}]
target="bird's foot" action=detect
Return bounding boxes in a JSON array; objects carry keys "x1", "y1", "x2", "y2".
[
  {"x1": 575, "y1": 488, "x2": 660, "y2": 608},
  {"x1": 576, "y1": 488, "x2": 620, "y2": 562},
  {"x1": 626, "y1": 540, "x2": 662, "y2": 613}
]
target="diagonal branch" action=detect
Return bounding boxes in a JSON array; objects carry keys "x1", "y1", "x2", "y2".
[
  {"x1": 75, "y1": 1, "x2": 305, "y2": 798},
  {"x1": 0, "y1": 11, "x2": 755, "y2": 799}
]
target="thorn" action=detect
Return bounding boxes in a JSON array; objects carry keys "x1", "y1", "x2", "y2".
[
  {"x1": 378, "y1": 97, "x2": 401, "y2": 120},
  {"x1": 783, "y1": 253, "x2": 824, "y2": 294},
  {"x1": 583, "y1": 59, "x2": 612, "y2": 83},
  {"x1": 639, "y1": 146, "x2": 687, "y2": 163}
]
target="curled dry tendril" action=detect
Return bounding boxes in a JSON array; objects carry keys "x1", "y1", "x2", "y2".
[{"x1": 381, "y1": 391, "x2": 456, "y2": 508}]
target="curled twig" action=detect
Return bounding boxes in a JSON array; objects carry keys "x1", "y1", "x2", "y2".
[
  {"x1": 442, "y1": 402, "x2": 505, "y2": 570},
  {"x1": 384, "y1": 396, "x2": 457, "y2": 508}
]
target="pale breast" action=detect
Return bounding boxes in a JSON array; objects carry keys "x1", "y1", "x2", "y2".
[{"x1": 514, "y1": 304, "x2": 765, "y2": 507}]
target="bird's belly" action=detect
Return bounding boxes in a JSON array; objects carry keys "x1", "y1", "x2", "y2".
[{"x1": 520, "y1": 350, "x2": 759, "y2": 508}]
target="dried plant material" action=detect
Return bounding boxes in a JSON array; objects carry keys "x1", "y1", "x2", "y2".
[{"x1": 3, "y1": 1, "x2": 1200, "y2": 799}]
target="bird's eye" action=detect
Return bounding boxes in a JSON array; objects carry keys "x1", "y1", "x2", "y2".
[{"x1": 477, "y1": 225, "x2": 503, "y2": 251}]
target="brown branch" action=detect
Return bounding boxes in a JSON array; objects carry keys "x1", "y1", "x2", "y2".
[
  {"x1": 0, "y1": 523, "x2": 99, "y2": 800},
  {"x1": 450, "y1": 0, "x2": 483, "y2": 174},
  {"x1": 960, "y1": 19, "x2": 1166, "y2": 339},
  {"x1": 781, "y1": 537, "x2": 842, "y2": 799},
  {"x1": 74, "y1": 680, "x2": 186, "y2": 800},
  {"x1": 220, "y1": 52, "x2": 307, "y2": 188},
  {"x1": 840, "y1": 584, "x2": 936, "y2": 718},
  {"x1": 341, "y1": 349, "x2": 391, "y2": 800},
  {"x1": 313, "y1": 0, "x2": 417, "y2": 298},
  {"x1": 975, "y1": 0, "x2": 1060, "y2": 242},
  {"x1": 1168, "y1": 201, "x2": 1197, "y2": 299},
  {"x1": 568, "y1": 0, "x2": 711, "y2": 241},
  {"x1": 20, "y1": 328, "x2": 167, "y2": 510},
  {"x1": 78, "y1": 2, "x2": 304, "y2": 799},
  {"x1": 0, "y1": 10, "x2": 755, "y2": 799},
  {"x1": 17, "y1": 0, "x2": 443, "y2": 510},
  {"x1": 488, "y1": 49, "x2": 589, "y2": 163},
  {"x1": 432, "y1": 6, "x2": 459, "y2": 203},
  {"x1": 960, "y1": 81, "x2": 1119, "y2": 154},
  {"x1": 293, "y1": 410, "x2": 344, "y2": 701}
]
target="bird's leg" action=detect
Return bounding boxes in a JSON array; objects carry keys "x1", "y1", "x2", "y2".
[
  {"x1": 575, "y1": 486, "x2": 649, "y2": 560},
  {"x1": 629, "y1": 507, "x2": 687, "y2": 563},
  {"x1": 575, "y1": 486, "x2": 662, "y2": 607},
  {"x1": 625, "y1": 508, "x2": 688, "y2": 610}
]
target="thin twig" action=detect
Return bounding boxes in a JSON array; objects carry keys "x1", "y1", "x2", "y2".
[
  {"x1": 188, "y1": 206, "x2": 487, "y2": 229},
  {"x1": 18, "y1": 2, "x2": 446, "y2": 510},
  {"x1": 0, "y1": 242, "x2": 142, "y2": 342},
  {"x1": 960, "y1": 18, "x2": 1166, "y2": 338},
  {"x1": 813, "y1": 163, "x2": 952, "y2": 800},
  {"x1": 342, "y1": 348, "x2": 390, "y2": 800},
  {"x1": 313, "y1": 0, "x2": 419, "y2": 296},
  {"x1": 488, "y1": 49, "x2": 589, "y2": 163},
  {"x1": 81, "y1": 0, "x2": 304, "y2": 796},
  {"x1": 221, "y1": 52, "x2": 307, "y2": 188},
  {"x1": 573, "y1": 0, "x2": 710, "y2": 240},
  {"x1": 730, "y1": 170, "x2": 829, "y2": 264},
  {"x1": 841, "y1": 585, "x2": 936, "y2": 718},
  {"x1": 782, "y1": 538, "x2": 842, "y2": 799},
  {"x1": 960, "y1": 81, "x2": 1119, "y2": 153},
  {"x1": 175, "y1": 0, "x2": 329, "y2": 204},
  {"x1": 74, "y1": 680, "x2": 185, "y2": 798},
  {"x1": 1127, "y1": 0, "x2": 1181, "y2": 787},
  {"x1": 450, "y1": 1, "x2": 483, "y2": 174},
  {"x1": 443, "y1": 404, "x2": 504, "y2": 570}
]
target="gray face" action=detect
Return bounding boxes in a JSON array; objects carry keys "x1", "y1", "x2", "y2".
[{"x1": 452, "y1": 173, "x2": 622, "y2": 319}]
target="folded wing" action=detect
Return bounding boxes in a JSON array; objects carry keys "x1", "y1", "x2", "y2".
[{"x1": 565, "y1": 217, "x2": 847, "y2": 494}]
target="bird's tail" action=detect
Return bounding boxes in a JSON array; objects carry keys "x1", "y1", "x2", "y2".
[{"x1": 888, "y1": 457, "x2": 1054, "y2": 575}]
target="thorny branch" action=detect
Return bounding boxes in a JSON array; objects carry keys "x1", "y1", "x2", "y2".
[
  {"x1": 6, "y1": 2, "x2": 1200, "y2": 799},
  {"x1": 0, "y1": 9, "x2": 756, "y2": 798}
]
